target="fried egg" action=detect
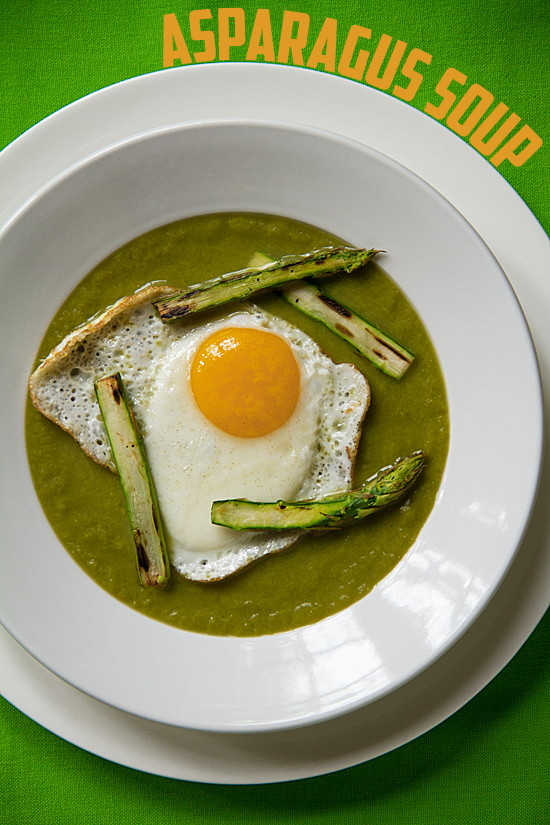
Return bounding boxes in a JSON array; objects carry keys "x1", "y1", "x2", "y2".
[{"x1": 29, "y1": 285, "x2": 371, "y2": 581}]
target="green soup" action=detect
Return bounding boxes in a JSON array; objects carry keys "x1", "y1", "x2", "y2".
[{"x1": 26, "y1": 213, "x2": 449, "y2": 636}]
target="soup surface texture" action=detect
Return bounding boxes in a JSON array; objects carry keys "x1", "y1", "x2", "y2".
[{"x1": 26, "y1": 213, "x2": 449, "y2": 636}]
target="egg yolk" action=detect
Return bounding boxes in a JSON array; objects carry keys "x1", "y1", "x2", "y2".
[{"x1": 191, "y1": 327, "x2": 301, "y2": 437}]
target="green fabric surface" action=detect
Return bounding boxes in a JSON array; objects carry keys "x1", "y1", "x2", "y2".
[{"x1": 1, "y1": 0, "x2": 549, "y2": 822}]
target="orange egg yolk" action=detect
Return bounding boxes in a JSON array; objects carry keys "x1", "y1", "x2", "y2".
[{"x1": 190, "y1": 327, "x2": 301, "y2": 438}]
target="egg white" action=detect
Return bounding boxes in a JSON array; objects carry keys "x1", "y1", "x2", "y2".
[
  {"x1": 143, "y1": 309, "x2": 340, "y2": 578},
  {"x1": 29, "y1": 287, "x2": 370, "y2": 582}
]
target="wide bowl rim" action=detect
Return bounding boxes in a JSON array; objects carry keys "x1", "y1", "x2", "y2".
[{"x1": 0, "y1": 115, "x2": 543, "y2": 733}]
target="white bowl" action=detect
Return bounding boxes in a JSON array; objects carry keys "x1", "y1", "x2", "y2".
[{"x1": 0, "y1": 118, "x2": 543, "y2": 732}]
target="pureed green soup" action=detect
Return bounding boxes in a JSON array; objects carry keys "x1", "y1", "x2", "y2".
[{"x1": 26, "y1": 213, "x2": 449, "y2": 636}]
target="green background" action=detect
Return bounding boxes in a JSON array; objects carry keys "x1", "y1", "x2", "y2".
[{"x1": 1, "y1": 1, "x2": 549, "y2": 822}]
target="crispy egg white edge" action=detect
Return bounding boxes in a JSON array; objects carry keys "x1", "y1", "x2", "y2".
[{"x1": 28, "y1": 283, "x2": 179, "y2": 470}]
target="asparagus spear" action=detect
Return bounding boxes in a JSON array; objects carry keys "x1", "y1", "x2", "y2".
[
  {"x1": 94, "y1": 373, "x2": 170, "y2": 588},
  {"x1": 211, "y1": 451, "x2": 426, "y2": 531},
  {"x1": 283, "y1": 281, "x2": 413, "y2": 378},
  {"x1": 153, "y1": 246, "x2": 378, "y2": 321},
  {"x1": 249, "y1": 251, "x2": 414, "y2": 378}
]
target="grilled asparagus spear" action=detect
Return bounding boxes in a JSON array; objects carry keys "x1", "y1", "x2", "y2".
[
  {"x1": 211, "y1": 451, "x2": 426, "y2": 531},
  {"x1": 94, "y1": 373, "x2": 170, "y2": 588},
  {"x1": 282, "y1": 282, "x2": 413, "y2": 378},
  {"x1": 249, "y1": 251, "x2": 414, "y2": 378},
  {"x1": 153, "y1": 246, "x2": 378, "y2": 320}
]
